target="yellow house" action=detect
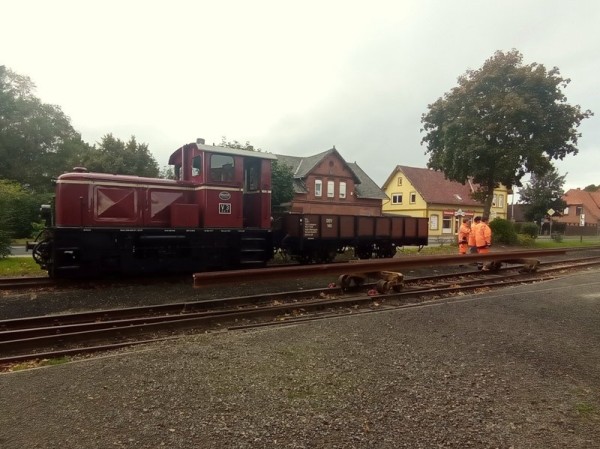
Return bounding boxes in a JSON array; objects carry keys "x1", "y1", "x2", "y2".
[{"x1": 381, "y1": 166, "x2": 509, "y2": 241}]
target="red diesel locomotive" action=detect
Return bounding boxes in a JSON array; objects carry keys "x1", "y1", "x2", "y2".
[{"x1": 29, "y1": 140, "x2": 428, "y2": 278}]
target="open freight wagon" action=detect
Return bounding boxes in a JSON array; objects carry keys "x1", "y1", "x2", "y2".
[{"x1": 274, "y1": 213, "x2": 428, "y2": 263}]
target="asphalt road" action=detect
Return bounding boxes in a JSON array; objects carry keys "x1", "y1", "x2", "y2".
[{"x1": 8, "y1": 246, "x2": 27, "y2": 257}]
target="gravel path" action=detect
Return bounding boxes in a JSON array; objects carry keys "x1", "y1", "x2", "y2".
[{"x1": 1, "y1": 267, "x2": 600, "y2": 448}]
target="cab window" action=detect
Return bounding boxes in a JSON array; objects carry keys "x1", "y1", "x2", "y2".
[
  {"x1": 192, "y1": 155, "x2": 202, "y2": 178},
  {"x1": 210, "y1": 154, "x2": 235, "y2": 182}
]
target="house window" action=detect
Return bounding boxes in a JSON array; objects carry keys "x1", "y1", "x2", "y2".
[
  {"x1": 492, "y1": 194, "x2": 498, "y2": 207},
  {"x1": 339, "y1": 182, "x2": 347, "y2": 199},
  {"x1": 409, "y1": 192, "x2": 417, "y2": 204},
  {"x1": 498, "y1": 194, "x2": 504, "y2": 208},
  {"x1": 397, "y1": 177, "x2": 403, "y2": 186},
  {"x1": 430, "y1": 214, "x2": 439, "y2": 230},
  {"x1": 327, "y1": 180, "x2": 335, "y2": 198},
  {"x1": 442, "y1": 216, "x2": 452, "y2": 234},
  {"x1": 564, "y1": 207, "x2": 570, "y2": 215},
  {"x1": 576, "y1": 206, "x2": 583, "y2": 216},
  {"x1": 392, "y1": 193, "x2": 403, "y2": 205},
  {"x1": 315, "y1": 179, "x2": 322, "y2": 197}
]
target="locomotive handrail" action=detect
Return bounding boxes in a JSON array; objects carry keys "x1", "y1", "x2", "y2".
[{"x1": 193, "y1": 248, "x2": 567, "y2": 287}]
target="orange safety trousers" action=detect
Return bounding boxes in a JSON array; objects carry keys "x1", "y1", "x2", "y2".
[{"x1": 477, "y1": 247, "x2": 490, "y2": 255}]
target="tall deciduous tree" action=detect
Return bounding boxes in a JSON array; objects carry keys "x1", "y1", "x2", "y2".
[
  {"x1": 519, "y1": 166, "x2": 567, "y2": 222},
  {"x1": 81, "y1": 134, "x2": 159, "y2": 177},
  {"x1": 421, "y1": 50, "x2": 593, "y2": 219},
  {"x1": 0, "y1": 65, "x2": 88, "y2": 192}
]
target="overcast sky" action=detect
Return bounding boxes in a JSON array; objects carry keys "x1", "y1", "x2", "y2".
[{"x1": 3, "y1": 0, "x2": 599, "y2": 194}]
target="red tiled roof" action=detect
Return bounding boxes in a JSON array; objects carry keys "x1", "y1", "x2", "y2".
[
  {"x1": 556, "y1": 189, "x2": 600, "y2": 224},
  {"x1": 394, "y1": 166, "x2": 482, "y2": 207}
]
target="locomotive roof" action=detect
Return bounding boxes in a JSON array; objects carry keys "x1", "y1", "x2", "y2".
[
  {"x1": 168, "y1": 142, "x2": 277, "y2": 165},
  {"x1": 57, "y1": 171, "x2": 185, "y2": 185}
]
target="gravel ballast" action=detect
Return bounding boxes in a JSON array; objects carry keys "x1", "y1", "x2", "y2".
[{"x1": 1, "y1": 268, "x2": 600, "y2": 448}]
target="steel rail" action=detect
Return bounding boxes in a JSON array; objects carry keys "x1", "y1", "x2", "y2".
[
  {"x1": 0, "y1": 277, "x2": 55, "y2": 290},
  {"x1": 193, "y1": 248, "x2": 568, "y2": 287}
]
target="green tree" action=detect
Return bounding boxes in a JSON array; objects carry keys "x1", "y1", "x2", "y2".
[
  {"x1": 519, "y1": 166, "x2": 567, "y2": 223},
  {"x1": 0, "y1": 180, "x2": 49, "y2": 246},
  {"x1": 583, "y1": 184, "x2": 599, "y2": 192},
  {"x1": 81, "y1": 134, "x2": 159, "y2": 177},
  {"x1": 271, "y1": 160, "x2": 295, "y2": 209},
  {"x1": 218, "y1": 137, "x2": 294, "y2": 210},
  {"x1": 421, "y1": 50, "x2": 593, "y2": 219},
  {"x1": 0, "y1": 65, "x2": 88, "y2": 192}
]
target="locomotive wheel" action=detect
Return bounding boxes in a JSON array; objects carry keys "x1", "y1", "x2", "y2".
[{"x1": 32, "y1": 240, "x2": 52, "y2": 266}]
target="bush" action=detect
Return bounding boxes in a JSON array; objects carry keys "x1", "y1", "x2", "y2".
[
  {"x1": 0, "y1": 180, "x2": 50, "y2": 240},
  {"x1": 489, "y1": 218, "x2": 518, "y2": 245},
  {"x1": 517, "y1": 234, "x2": 537, "y2": 247},
  {"x1": 551, "y1": 233, "x2": 563, "y2": 243},
  {"x1": 520, "y1": 222, "x2": 539, "y2": 239}
]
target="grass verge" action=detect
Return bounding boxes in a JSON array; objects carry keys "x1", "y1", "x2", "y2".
[{"x1": 0, "y1": 257, "x2": 46, "y2": 277}]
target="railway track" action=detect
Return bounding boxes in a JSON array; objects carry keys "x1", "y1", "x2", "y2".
[
  {"x1": 0, "y1": 277, "x2": 55, "y2": 290},
  {"x1": 2, "y1": 255, "x2": 600, "y2": 368}
]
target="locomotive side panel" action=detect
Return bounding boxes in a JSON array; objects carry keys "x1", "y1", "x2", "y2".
[
  {"x1": 145, "y1": 188, "x2": 193, "y2": 227},
  {"x1": 55, "y1": 179, "x2": 88, "y2": 227},
  {"x1": 92, "y1": 184, "x2": 142, "y2": 226}
]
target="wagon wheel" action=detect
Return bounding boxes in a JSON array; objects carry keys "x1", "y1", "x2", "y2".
[
  {"x1": 376, "y1": 279, "x2": 391, "y2": 294},
  {"x1": 337, "y1": 274, "x2": 351, "y2": 290},
  {"x1": 392, "y1": 282, "x2": 404, "y2": 292},
  {"x1": 317, "y1": 249, "x2": 336, "y2": 264},
  {"x1": 297, "y1": 254, "x2": 313, "y2": 264}
]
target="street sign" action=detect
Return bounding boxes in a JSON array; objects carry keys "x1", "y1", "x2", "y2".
[
  {"x1": 580, "y1": 213, "x2": 586, "y2": 226},
  {"x1": 547, "y1": 208, "x2": 555, "y2": 216}
]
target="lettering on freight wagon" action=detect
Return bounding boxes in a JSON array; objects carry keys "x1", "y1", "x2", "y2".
[
  {"x1": 219, "y1": 203, "x2": 232, "y2": 214},
  {"x1": 304, "y1": 217, "x2": 318, "y2": 238}
]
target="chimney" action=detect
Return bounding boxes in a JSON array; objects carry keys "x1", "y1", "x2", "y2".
[{"x1": 196, "y1": 138, "x2": 205, "y2": 145}]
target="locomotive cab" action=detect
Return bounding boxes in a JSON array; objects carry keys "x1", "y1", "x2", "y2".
[{"x1": 168, "y1": 139, "x2": 275, "y2": 230}]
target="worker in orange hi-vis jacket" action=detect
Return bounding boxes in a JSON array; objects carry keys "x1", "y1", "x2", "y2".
[
  {"x1": 476, "y1": 216, "x2": 492, "y2": 255},
  {"x1": 458, "y1": 218, "x2": 471, "y2": 255},
  {"x1": 469, "y1": 216, "x2": 481, "y2": 254}
]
